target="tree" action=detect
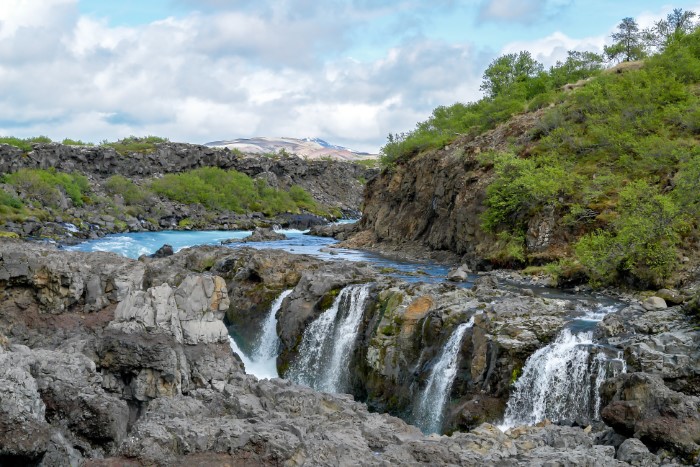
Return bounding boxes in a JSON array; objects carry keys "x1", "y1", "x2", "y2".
[
  {"x1": 549, "y1": 50, "x2": 604, "y2": 87},
  {"x1": 480, "y1": 51, "x2": 544, "y2": 98},
  {"x1": 604, "y1": 17, "x2": 647, "y2": 62},
  {"x1": 647, "y1": 8, "x2": 697, "y2": 50}
]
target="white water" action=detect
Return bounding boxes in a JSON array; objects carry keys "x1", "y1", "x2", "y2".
[
  {"x1": 287, "y1": 284, "x2": 372, "y2": 393},
  {"x1": 501, "y1": 328, "x2": 626, "y2": 429},
  {"x1": 413, "y1": 316, "x2": 475, "y2": 434},
  {"x1": 228, "y1": 289, "x2": 292, "y2": 379}
]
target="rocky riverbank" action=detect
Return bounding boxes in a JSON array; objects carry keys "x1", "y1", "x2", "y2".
[
  {"x1": 0, "y1": 142, "x2": 375, "y2": 243},
  {"x1": 1, "y1": 239, "x2": 698, "y2": 465}
]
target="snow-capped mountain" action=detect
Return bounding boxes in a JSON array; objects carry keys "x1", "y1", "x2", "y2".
[{"x1": 205, "y1": 137, "x2": 377, "y2": 162}]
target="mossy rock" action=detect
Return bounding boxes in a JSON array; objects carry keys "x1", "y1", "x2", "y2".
[
  {"x1": 318, "y1": 287, "x2": 342, "y2": 311},
  {"x1": 0, "y1": 231, "x2": 19, "y2": 238}
]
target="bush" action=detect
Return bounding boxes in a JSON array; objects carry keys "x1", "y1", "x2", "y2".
[
  {"x1": 104, "y1": 175, "x2": 151, "y2": 205},
  {"x1": 150, "y1": 167, "x2": 324, "y2": 216},
  {"x1": 575, "y1": 180, "x2": 682, "y2": 286},
  {"x1": 0, "y1": 190, "x2": 23, "y2": 209},
  {"x1": 102, "y1": 136, "x2": 169, "y2": 155},
  {"x1": 482, "y1": 153, "x2": 576, "y2": 232},
  {"x1": 62, "y1": 138, "x2": 93, "y2": 146},
  {"x1": 0, "y1": 136, "x2": 52, "y2": 152},
  {"x1": 4, "y1": 169, "x2": 89, "y2": 208}
]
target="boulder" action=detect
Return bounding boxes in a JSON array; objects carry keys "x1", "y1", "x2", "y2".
[
  {"x1": 447, "y1": 264, "x2": 471, "y2": 282},
  {"x1": 150, "y1": 244, "x2": 174, "y2": 258},
  {"x1": 616, "y1": 438, "x2": 659, "y2": 466},
  {"x1": 641, "y1": 296, "x2": 667, "y2": 311},
  {"x1": 221, "y1": 227, "x2": 286, "y2": 244},
  {"x1": 600, "y1": 372, "x2": 700, "y2": 463}
]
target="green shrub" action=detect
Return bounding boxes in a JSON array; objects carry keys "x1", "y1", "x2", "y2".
[
  {"x1": 104, "y1": 175, "x2": 151, "y2": 205},
  {"x1": 482, "y1": 153, "x2": 576, "y2": 232},
  {"x1": 0, "y1": 136, "x2": 52, "y2": 152},
  {"x1": 62, "y1": 138, "x2": 93, "y2": 146},
  {"x1": 0, "y1": 190, "x2": 23, "y2": 209},
  {"x1": 102, "y1": 136, "x2": 169, "y2": 155},
  {"x1": 575, "y1": 180, "x2": 682, "y2": 286},
  {"x1": 150, "y1": 167, "x2": 325, "y2": 216},
  {"x1": 4, "y1": 169, "x2": 89, "y2": 207}
]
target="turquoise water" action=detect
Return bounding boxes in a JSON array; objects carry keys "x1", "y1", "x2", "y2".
[{"x1": 66, "y1": 228, "x2": 462, "y2": 285}]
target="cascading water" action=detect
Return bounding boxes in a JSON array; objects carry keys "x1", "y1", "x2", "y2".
[
  {"x1": 252, "y1": 290, "x2": 293, "y2": 364},
  {"x1": 286, "y1": 284, "x2": 371, "y2": 393},
  {"x1": 501, "y1": 328, "x2": 626, "y2": 429},
  {"x1": 228, "y1": 289, "x2": 292, "y2": 379},
  {"x1": 413, "y1": 315, "x2": 475, "y2": 434}
]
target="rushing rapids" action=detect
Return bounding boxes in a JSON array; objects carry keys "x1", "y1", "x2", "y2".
[
  {"x1": 286, "y1": 284, "x2": 372, "y2": 393},
  {"x1": 413, "y1": 315, "x2": 476, "y2": 434}
]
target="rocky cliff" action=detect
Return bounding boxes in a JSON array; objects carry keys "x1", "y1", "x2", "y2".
[{"x1": 346, "y1": 111, "x2": 552, "y2": 268}]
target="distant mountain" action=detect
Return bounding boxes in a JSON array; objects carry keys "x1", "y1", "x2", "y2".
[{"x1": 205, "y1": 137, "x2": 377, "y2": 162}]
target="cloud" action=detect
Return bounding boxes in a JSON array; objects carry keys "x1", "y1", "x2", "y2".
[
  {"x1": 478, "y1": 0, "x2": 572, "y2": 24},
  {"x1": 0, "y1": 0, "x2": 483, "y2": 153}
]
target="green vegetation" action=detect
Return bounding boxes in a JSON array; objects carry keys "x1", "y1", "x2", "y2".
[
  {"x1": 0, "y1": 136, "x2": 52, "y2": 152},
  {"x1": 150, "y1": 167, "x2": 327, "y2": 217},
  {"x1": 380, "y1": 12, "x2": 700, "y2": 286},
  {"x1": 102, "y1": 135, "x2": 169, "y2": 155},
  {"x1": 104, "y1": 175, "x2": 152, "y2": 205},
  {"x1": 380, "y1": 50, "x2": 603, "y2": 167},
  {"x1": 2, "y1": 168, "x2": 90, "y2": 208},
  {"x1": 61, "y1": 138, "x2": 93, "y2": 146}
]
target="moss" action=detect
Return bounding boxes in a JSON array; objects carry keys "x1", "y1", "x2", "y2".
[
  {"x1": 510, "y1": 367, "x2": 521, "y2": 385},
  {"x1": 0, "y1": 231, "x2": 19, "y2": 238},
  {"x1": 317, "y1": 287, "x2": 342, "y2": 311}
]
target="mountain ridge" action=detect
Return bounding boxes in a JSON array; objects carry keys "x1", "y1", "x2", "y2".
[{"x1": 205, "y1": 136, "x2": 377, "y2": 161}]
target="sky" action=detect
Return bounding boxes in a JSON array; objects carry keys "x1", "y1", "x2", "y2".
[{"x1": 1, "y1": 1, "x2": 698, "y2": 153}]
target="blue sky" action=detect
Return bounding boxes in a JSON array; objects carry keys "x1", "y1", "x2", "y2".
[{"x1": 1, "y1": 0, "x2": 698, "y2": 152}]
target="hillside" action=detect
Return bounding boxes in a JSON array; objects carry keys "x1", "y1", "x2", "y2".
[{"x1": 346, "y1": 29, "x2": 700, "y2": 288}]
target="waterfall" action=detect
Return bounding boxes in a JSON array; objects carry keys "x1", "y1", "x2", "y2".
[
  {"x1": 228, "y1": 289, "x2": 292, "y2": 379},
  {"x1": 501, "y1": 328, "x2": 626, "y2": 429},
  {"x1": 413, "y1": 315, "x2": 475, "y2": 434},
  {"x1": 286, "y1": 284, "x2": 371, "y2": 393},
  {"x1": 228, "y1": 336, "x2": 255, "y2": 372},
  {"x1": 252, "y1": 289, "x2": 293, "y2": 364}
]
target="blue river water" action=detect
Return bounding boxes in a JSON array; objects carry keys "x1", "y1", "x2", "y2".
[{"x1": 66, "y1": 227, "x2": 460, "y2": 285}]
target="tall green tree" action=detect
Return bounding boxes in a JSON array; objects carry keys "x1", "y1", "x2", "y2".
[
  {"x1": 480, "y1": 51, "x2": 544, "y2": 98},
  {"x1": 647, "y1": 8, "x2": 697, "y2": 50},
  {"x1": 605, "y1": 17, "x2": 647, "y2": 62}
]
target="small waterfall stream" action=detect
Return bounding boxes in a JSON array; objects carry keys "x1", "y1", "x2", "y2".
[
  {"x1": 228, "y1": 289, "x2": 292, "y2": 379},
  {"x1": 286, "y1": 284, "x2": 372, "y2": 393},
  {"x1": 501, "y1": 328, "x2": 626, "y2": 429},
  {"x1": 252, "y1": 289, "x2": 293, "y2": 365},
  {"x1": 413, "y1": 315, "x2": 475, "y2": 434}
]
